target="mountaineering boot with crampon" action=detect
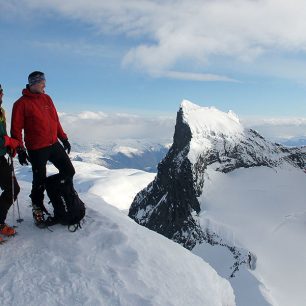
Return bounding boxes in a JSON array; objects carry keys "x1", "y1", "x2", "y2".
[
  {"x1": 32, "y1": 208, "x2": 46, "y2": 228},
  {"x1": 0, "y1": 224, "x2": 16, "y2": 236}
]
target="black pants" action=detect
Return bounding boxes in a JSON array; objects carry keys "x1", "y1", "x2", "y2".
[
  {"x1": 28, "y1": 142, "x2": 75, "y2": 211},
  {"x1": 0, "y1": 155, "x2": 20, "y2": 224}
]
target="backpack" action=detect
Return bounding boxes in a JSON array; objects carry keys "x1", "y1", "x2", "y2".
[{"x1": 45, "y1": 174, "x2": 86, "y2": 231}]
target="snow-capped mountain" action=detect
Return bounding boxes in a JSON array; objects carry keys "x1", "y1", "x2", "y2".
[
  {"x1": 129, "y1": 100, "x2": 306, "y2": 306},
  {"x1": 129, "y1": 100, "x2": 305, "y2": 248},
  {"x1": 69, "y1": 141, "x2": 169, "y2": 172},
  {"x1": 1, "y1": 161, "x2": 235, "y2": 306}
]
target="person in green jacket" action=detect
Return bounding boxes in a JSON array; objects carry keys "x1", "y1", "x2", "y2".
[{"x1": 0, "y1": 84, "x2": 21, "y2": 241}]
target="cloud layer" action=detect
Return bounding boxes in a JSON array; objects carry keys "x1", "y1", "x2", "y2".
[
  {"x1": 242, "y1": 117, "x2": 306, "y2": 141},
  {"x1": 57, "y1": 110, "x2": 306, "y2": 146},
  {"x1": 4, "y1": 0, "x2": 306, "y2": 81},
  {"x1": 59, "y1": 111, "x2": 175, "y2": 145}
]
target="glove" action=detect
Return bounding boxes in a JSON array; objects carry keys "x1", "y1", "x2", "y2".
[
  {"x1": 62, "y1": 139, "x2": 71, "y2": 154},
  {"x1": 4, "y1": 136, "x2": 20, "y2": 158},
  {"x1": 17, "y1": 148, "x2": 30, "y2": 166},
  {"x1": 4, "y1": 135, "x2": 20, "y2": 150}
]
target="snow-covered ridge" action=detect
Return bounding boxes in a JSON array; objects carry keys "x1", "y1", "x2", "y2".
[
  {"x1": 181, "y1": 100, "x2": 243, "y2": 139},
  {"x1": 181, "y1": 100, "x2": 249, "y2": 167},
  {"x1": 180, "y1": 100, "x2": 304, "y2": 171},
  {"x1": 0, "y1": 161, "x2": 236, "y2": 306}
]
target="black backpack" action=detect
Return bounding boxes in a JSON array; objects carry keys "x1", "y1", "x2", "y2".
[{"x1": 45, "y1": 174, "x2": 86, "y2": 231}]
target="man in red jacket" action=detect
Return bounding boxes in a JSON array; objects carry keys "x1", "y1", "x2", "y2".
[{"x1": 11, "y1": 71, "x2": 75, "y2": 228}]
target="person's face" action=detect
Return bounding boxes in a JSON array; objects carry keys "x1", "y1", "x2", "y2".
[{"x1": 30, "y1": 80, "x2": 46, "y2": 94}]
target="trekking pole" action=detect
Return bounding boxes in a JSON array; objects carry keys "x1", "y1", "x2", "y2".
[
  {"x1": 10, "y1": 154, "x2": 23, "y2": 223},
  {"x1": 11, "y1": 162, "x2": 15, "y2": 227}
]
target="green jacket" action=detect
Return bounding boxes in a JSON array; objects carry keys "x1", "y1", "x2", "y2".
[{"x1": 0, "y1": 107, "x2": 8, "y2": 156}]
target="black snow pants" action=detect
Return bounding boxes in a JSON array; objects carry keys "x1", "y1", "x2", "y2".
[
  {"x1": 0, "y1": 155, "x2": 20, "y2": 224},
  {"x1": 27, "y1": 142, "x2": 75, "y2": 211}
]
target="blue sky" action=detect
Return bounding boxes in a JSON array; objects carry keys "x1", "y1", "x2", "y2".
[{"x1": 1, "y1": 0, "x2": 306, "y2": 118}]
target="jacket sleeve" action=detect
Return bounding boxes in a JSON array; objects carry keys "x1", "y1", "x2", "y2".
[
  {"x1": 0, "y1": 109, "x2": 7, "y2": 148},
  {"x1": 11, "y1": 101, "x2": 25, "y2": 148},
  {"x1": 0, "y1": 130, "x2": 7, "y2": 149},
  {"x1": 50, "y1": 98, "x2": 67, "y2": 141}
]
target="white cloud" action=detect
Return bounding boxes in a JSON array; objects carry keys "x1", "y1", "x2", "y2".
[
  {"x1": 5, "y1": 0, "x2": 306, "y2": 81},
  {"x1": 242, "y1": 117, "x2": 306, "y2": 141},
  {"x1": 155, "y1": 70, "x2": 239, "y2": 82},
  {"x1": 58, "y1": 111, "x2": 175, "y2": 144}
]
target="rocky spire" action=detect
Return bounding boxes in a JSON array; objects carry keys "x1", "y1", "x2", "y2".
[{"x1": 129, "y1": 101, "x2": 305, "y2": 249}]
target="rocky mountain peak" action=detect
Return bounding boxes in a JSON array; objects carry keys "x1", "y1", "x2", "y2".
[{"x1": 129, "y1": 101, "x2": 305, "y2": 249}]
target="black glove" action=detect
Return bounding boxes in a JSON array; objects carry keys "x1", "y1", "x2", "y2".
[
  {"x1": 62, "y1": 139, "x2": 71, "y2": 154},
  {"x1": 17, "y1": 148, "x2": 30, "y2": 166}
]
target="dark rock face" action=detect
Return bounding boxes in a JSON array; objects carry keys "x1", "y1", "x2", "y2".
[
  {"x1": 129, "y1": 105, "x2": 306, "y2": 250},
  {"x1": 129, "y1": 109, "x2": 205, "y2": 249}
]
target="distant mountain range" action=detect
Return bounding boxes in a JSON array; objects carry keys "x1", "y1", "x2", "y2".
[{"x1": 69, "y1": 141, "x2": 170, "y2": 172}]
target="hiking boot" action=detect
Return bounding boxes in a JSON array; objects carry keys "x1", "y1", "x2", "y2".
[
  {"x1": 0, "y1": 224, "x2": 16, "y2": 236},
  {"x1": 32, "y1": 209, "x2": 46, "y2": 228}
]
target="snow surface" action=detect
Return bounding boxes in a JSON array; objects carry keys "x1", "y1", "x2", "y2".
[
  {"x1": 196, "y1": 165, "x2": 306, "y2": 306},
  {"x1": 181, "y1": 100, "x2": 243, "y2": 138},
  {"x1": 50, "y1": 161, "x2": 155, "y2": 211},
  {"x1": 0, "y1": 161, "x2": 235, "y2": 306},
  {"x1": 180, "y1": 100, "x2": 244, "y2": 164}
]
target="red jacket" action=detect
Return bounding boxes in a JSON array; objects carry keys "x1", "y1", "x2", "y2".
[{"x1": 11, "y1": 88, "x2": 67, "y2": 150}]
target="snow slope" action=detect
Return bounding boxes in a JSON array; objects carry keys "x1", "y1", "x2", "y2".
[
  {"x1": 0, "y1": 161, "x2": 235, "y2": 306},
  {"x1": 195, "y1": 162, "x2": 306, "y2": 306},
  {"x1": 181, "y1": 100, "x2": 244, "y2": 164},
  {"x1": 53, "y1": 161, "x2": 156, "y2": 211}
]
